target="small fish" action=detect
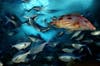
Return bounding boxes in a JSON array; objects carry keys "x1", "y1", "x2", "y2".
[
  {"x1": 76, "y1": 34, "x2": 84, "y2": 40},
  {"x1": 48, "y1": 41, "x2": 59, "y2": 47},
  {"x1": 72, "y1": 43, "x2": 85, "y2": 49},
  {"x1": 33, "y1": 6, "x2": 42, "y2": 11},
  {"x1": 95, "y1": 42, "x2": 100, "y2": 46},
  {"x1": 96, "y1": 59, "x2": 100, "y2": 61},
  {"x1": 71, "y1": 31, "x2": 81, "y2": 39},
  {"x1": 45, "y1": 56, "x2": 54, "y2": 61},
  {"x1": 45, "y1": 9, "x2": 62, "y2": 13},
  {"x1": 28, "y1": 34, "x2": 43, "y2": 42},
  {"x1": 28, "y1": 36, "x2": 38, "y2": 42},
  {"x1": 12, "y1": 51, "x2": 30, "y2": 63},
  {"x1": 7, "y1": 31, "x2": 17, "y2": 36},
  {"x1": 30, "y1": 42, "x2": 48, "y2": 54},
  {"x1": 62, "y1": 48, "x2": 75, "y2": 53},
  {"x1": 91, "y1": 31, "x2": 100, "y2": 36},
  {"x1": 24, "y1": 15, "x2": 37, "y2": 26},
  {"x1": 82, "y1": 39, "x2": 93, "y2": 43},
  {"x1": 57, "y1": 31, "x2": 64, "y2": 37},
  {"x1": 8, "y1": 32, "x2": 15, "y2": 36},
  {"x1": 5, "y1": 15, "x2": 19, "y2": 28},
  {"x1": 32, "y1": 55, "x2": 37, "y2": 60},
  {"x1": 24, "y1": 15, "x2": 42, "y2": 32},
  {"x1": 22, "y1": 0, "x2": 30, "y2": 3},
  {"x1": 58, "y1": 54, "x2": 81, "y2": 62},
  {"x1": 0, "y1": 62, "x2": 3, "y2": 66},
  {"x1": 50, "y1": 14, "x2": 96, "y2": 31},
  {"x1": 26, "y1": 5, "x2": 43, "y2": 12},
  {"x1": 12, "y1": 42, "x2": 31, "y2": 50},
  {"x1": 72, "y1": 44, "x2": 92, "y2": 55}
]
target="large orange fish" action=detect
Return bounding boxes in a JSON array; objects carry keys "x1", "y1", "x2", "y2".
[{"x1": 50, "y1": 14, "x2": 96, "y2": 31}]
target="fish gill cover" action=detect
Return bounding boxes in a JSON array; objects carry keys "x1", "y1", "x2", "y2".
[{"x1": 0, "y1": 0, "x2": 100, "y2": 66}]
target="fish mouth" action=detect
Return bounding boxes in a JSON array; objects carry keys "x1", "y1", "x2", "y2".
[
  {"x1": 86, "y1": 22, "x2": 96, "y2": 30},
  {"x1": 79, "y1": 20, "x2": 96, "y2": 31}
]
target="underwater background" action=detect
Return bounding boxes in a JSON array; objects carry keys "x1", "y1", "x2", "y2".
[{"x1": 0, "y1": 0, "x2": 100, "y2": 66}]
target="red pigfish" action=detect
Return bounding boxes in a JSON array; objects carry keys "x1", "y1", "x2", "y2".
[{"x1": 50, "y1": 14, "x2": 96, "y2": 31}]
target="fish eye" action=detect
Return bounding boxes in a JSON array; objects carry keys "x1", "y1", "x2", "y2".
[
  {"x1": 84, "y1": 19, "x2": 88, "y2": 23},
  {"x1": 25, "y1": 43, "x2": 27, "y2": 46},
  {"x1": 67, "y1": 17, "x2": 72, "y2": 19},
  {"x1": 15, "y1": 58, "x2": 18, "y2": 61}
]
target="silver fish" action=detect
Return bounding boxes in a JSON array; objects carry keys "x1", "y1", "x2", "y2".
[
  {"x1": 0, "y1": 62, "x2": 3, "y2": 66},
  {"x1": 72, "y1": 43, "x2": 84, "y2": 49},
  {"x1": 72, "y1": 44, "x2": 92, "y2": 55},
  {"x1": 24, "y1": 16, "x2": 34, "y2": 26},
  {"x1": 8, "y1": 32, "x2": 15, "y2": 36},
  {"x1": 41, "y1": 27, "x2": 50, "y2": 32},
  {"x1": 58, "y1": 55, "x2": 81, "y2": 62},
  {"x1": 62, "y1": 48, "x2": 75, "y2": 53},
  {"x1": 24, "y1": 16, "x2": 41, "y2": 32},
  {"x1": 30, "y1": 42, "x2": 48, "y2": 54},
  {"x1": 76, "y1": 34, "x2": 84, "y2": 40},
  {"x1": 7, "y1": 31, "x2": 17, "y2": 36},
  {"x1": 91, "y1": 31, "x2": 100, "y2": 36},
  {"x1": 22, "y1": 0, "x2": 30, "y2": 3},
  {"x1": 12, "y1": 51, "x2": 30, "y2": 63},
  {"x1": 96, "y1": 59, "x2": 100, "y2": 61},
  {"x1": 32, "y1": 55, "x2": 37, "y2": 60},
  {"x1": 95, "y1": 42, "x2": 100, "y2": 46},
  {"x1": 5, "y1": 16, "x2": 18, "y2": 27},
  {"x1": 28, "y1": 36, "x2": 38, "y2": 42},
  {"x1": 71, "y1": 31, "x2": 81, "y2": 39},
  {"x1": 12, "y1": 42, "x2": 31, "y2": 50},
  {"x1": 57, "y1": 31, "x2": 64, "y2": 37},
  {"x1": 33, "y1": 6, "x2": 42, "y2": 11},
  {"x1": 82, "y1": 39, "x2": 93, "y2": 43},
  {"x1": 45, "y1": 56, "x2": 54, "y2": 61},
  {"x1": 48, "y1": 41, "x2": 59, "y2": 47}
]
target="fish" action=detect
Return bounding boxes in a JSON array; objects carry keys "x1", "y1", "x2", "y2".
[
  {"x1": 72, "y1": 43, "x2": 85, "y2": 49},
  {"x1": 22, "y1": 0, "x2": 30, "y2": 3},
  {"x1": 76, "y1": 34, "x2": 84, "y2": 40},
  {"x1": 44, "y1": 9, "x2": 62, "y2": 13},
  {"x1": 24, "y1": 15, "x2": 45, "y2": 32},
  {"x1": 96, "y1": 59, "x2": 100, "y2": 61},
  {"x1": 82, "y1": 39, "x2": 93, "y2": 43},
  {"x1": 30, "y1": 42, "x2": 48, "y2": 54},
  {"x1": 57, "y1": 31, "x2": 65, "y2": 37},
  {"x1": 45, "y1": 56, "x2": 54, "y2": 61},
  {"x1": 7, "y1": 31, "x2": 18, "y2": 36},
  {"x1": 62, "y1": 48, "x2": 75, "y2": 53},
  {"x1": 24, "y1": 15, "x2": 37, "y2": 26},
  {"x1": 50, "y1": 14, "x2": 96, "y2": 31},
  {"x1": 58, "y1": 54, "x2": 81, "y2": 62},
  {"x1": 12, "y1": 42, "x2": 31, "y2": 50},
  {"x1": 95, "y1": 42, "x2": 100, "y2": 46},
  {"x1": 24, "y1": 32, "x2": 42, "y2": 42},
  {"x1": 40, "y1": 27, "x2": 51, "y2": 32},
  {"x1": 28, "y1": 36, "x2": 38, "y2": 42},
  {"x1": 71, "y1": 31, "x2": 81, "y2": 39},
  {"x1": 26, "y1": 5, "x2": 43, "y2": 12},
  {"x1": 91, "y1": 31, "x2": 100, "y2": 36},
  {"x1": 32, "y1": 55, "x2": 37, "y2": 60},
  {"x1": 33, "y1": 6, "x2": 42, "y2": 11},
  {"x1": 12, "y1": 51, "x2": 30, "y2": 63},
  {"x1": 0, "y1": 62, "x2": 3, "y2": 66},
  {"x1": 5, "y1": 14, "x2": 21, "y2": 28},
  {"x1": 72, "y1": 44, "x2": 92, "y2": 55},
  {"x1": 48, "y1": 41, "x2": 59, "y2": 47}
]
